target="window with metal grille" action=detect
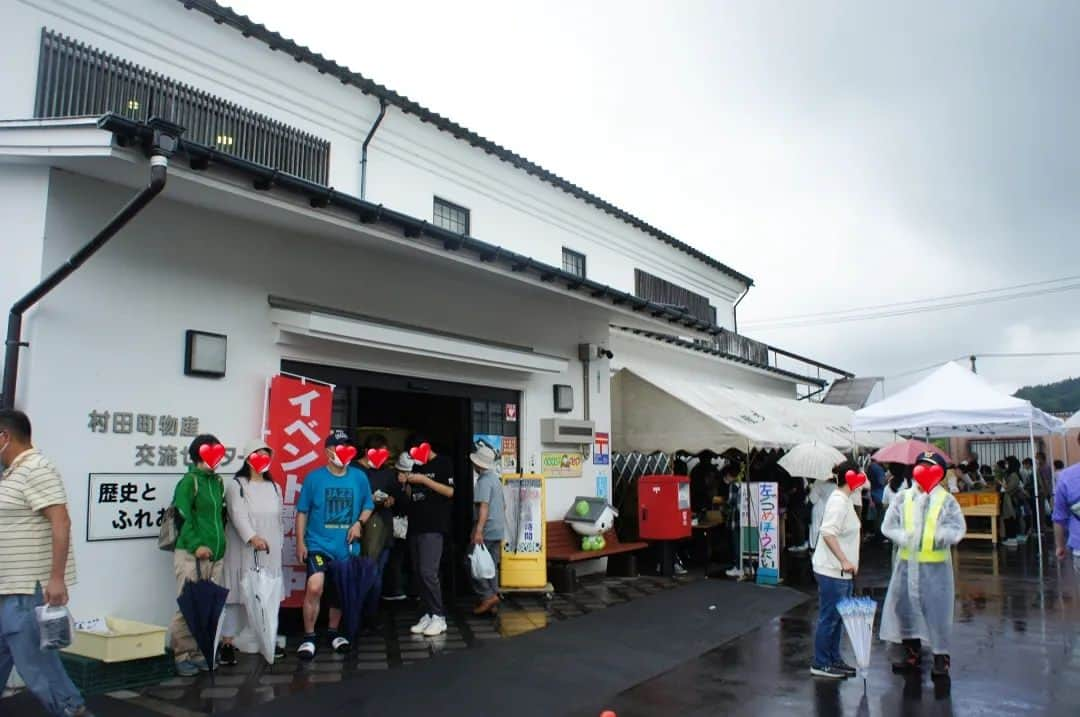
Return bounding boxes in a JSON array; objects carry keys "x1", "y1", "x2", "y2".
[
  {"x1": 433, "y1": 197, "x2": 469, "y2": 234},
  {"x1": 634, "y1": 269, "x2": 716, "y2": 325},
  {"x1": 34, "y1": 29, "x2": 330, "y2": 184},
  {"x1": 562, "y1": 248, "x2": 587, "y2": 279}
]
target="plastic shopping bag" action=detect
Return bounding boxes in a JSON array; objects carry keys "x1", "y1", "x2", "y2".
[
  {"x1": 469, "y1": 543, "x2": 496, "y2": 580},
  {"x1": 35, "y1": 604, "x2": 75, "y2": 650}
]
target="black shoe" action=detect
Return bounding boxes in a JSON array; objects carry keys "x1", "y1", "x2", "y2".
[
  {"x1": 330, "y1": 635, "x2": 351, "y2": 654},
  {"x1": 832, "y1": 662, "x2": 857, "y2": 677},
  {"x1": 217, "y1": 643, "x2": 238, "y2": 667},
  {"x1": 892, "y1": 643, "x2": 922, "y2": 674},
  {"x1": 931, "y1": 654, "x2": 950, "y2": 679},
  {"x1": 810, "y1": 664, "x2": 849, "y2": 679},
  {"x1": 297, "y1": 638, "x2": 317, "y2": 661},
  {"x1": 274, "y1": 643, "x2": 287, "y2": 660}
]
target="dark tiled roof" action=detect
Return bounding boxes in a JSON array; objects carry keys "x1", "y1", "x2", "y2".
[
  {"x1": 99, "y1": 113, "x2": 726, "y2": 337},
  {"x1": 611, "y1": 326, "x2": 828, "y2": 387},
  {"x1": 177, "y1": 0, "x2": 753, "y2": 286}
]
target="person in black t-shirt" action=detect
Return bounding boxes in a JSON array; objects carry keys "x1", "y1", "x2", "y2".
[{"x1": 400, "y1": 434, "x2": 454, "y2": 637}]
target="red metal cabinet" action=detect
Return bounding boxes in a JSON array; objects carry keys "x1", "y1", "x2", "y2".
[{"x1": 638, "y1": 474, "x2": 691, "y2": 540}]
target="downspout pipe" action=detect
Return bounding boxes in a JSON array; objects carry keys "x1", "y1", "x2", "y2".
[
  {"x1": 360, "y1": 99, "x2": 388, "y2": 200},
  {"x1": 732, "y1": 284, "x2": 751, "y2": 334},
  {"x1": 1, "y1": 117, "x2": 183, "y2": 409}
]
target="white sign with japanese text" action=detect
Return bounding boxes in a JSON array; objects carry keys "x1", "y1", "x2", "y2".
[{"x1": 86, "y1": 473, "x2": 181, "y2": 542}]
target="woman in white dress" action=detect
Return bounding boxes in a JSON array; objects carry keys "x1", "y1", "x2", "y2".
[{"x1": 218, "y1": 438, "x2": 284, "y2": 665}]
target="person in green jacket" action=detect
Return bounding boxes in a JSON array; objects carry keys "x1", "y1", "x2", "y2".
[{"x1": 170, "y1": 434, "x2": 227, "y2": 676}]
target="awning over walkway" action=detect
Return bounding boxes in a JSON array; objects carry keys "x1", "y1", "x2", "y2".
[{"x1": 611, "y1": 369, "x2": 889, "y2": 455}]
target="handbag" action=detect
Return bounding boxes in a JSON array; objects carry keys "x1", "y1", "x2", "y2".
[
  {"x1": 469, "y1": 543, "x2": 496, "y2": 580},
  {"x1": 158, "y1": 475, "x2": 197, "y2": 552}
]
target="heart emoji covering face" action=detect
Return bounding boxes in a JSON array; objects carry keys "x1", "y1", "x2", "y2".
[
  {"x1": 844, "y1": 470, "x2": 867, "y2": 492},
  {"x1": 199, "y1": 442, "x2": 226, "y2": 470},
  {"x1": 367, "y1": 448, "x2": 390, "y2": 469},
  {"x1": 247, "y1": 452, "x2": 272, "y2": 475},
  {"x1": 333, "y1": 445, "x2": 358, "y2": 466},
  {"x1": 913, "y1": 463, "x2": 945, "y2": 493},
  {"x1": 409, "y1": 442, "x2": 432, "y2": 465}
]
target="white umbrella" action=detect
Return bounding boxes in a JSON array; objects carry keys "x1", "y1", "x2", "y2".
[
  {"x1": 777, "y1": 442, "x2": 846, "y2": 481},
  {"x1": 837, "y1": 596, "x2": 878, "y2": 690},
  {"x1": 241, "y1": 551, "x2": 283, "y2": 665}
]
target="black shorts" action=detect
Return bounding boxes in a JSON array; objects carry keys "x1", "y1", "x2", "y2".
[{"x1": 305, "y1": 552, "x2": 340, "y2": 608}]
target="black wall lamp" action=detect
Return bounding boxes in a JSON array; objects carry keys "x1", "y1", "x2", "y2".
[{"x1": 184, "y1": 330, "x2": 227, "y2": 378}]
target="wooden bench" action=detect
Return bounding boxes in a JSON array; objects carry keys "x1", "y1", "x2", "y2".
[{"x1": 545, "y1": 520, "x2": 648, "y2": 593}]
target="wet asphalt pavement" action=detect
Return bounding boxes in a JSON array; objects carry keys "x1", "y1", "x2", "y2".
[{"x1": 603, "y1": 540, "x2": 1080, "y2": 717}]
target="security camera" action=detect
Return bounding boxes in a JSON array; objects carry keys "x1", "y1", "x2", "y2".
[{"x1": 598, "y1": 348, "x2": 614, "y2": 360}]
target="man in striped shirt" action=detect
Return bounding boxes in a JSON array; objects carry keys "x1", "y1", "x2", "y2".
[{"x1": 0, "y1": 410, "x2": 92, "y2": 717}]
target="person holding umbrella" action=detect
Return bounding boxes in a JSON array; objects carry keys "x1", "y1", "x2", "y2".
[
  {"x1": 295, "y1": 431, "x2": 374, "y2": 660},
  {"x1": 219, "y1": 439, "x2": 284, "y2": 665},
  {"x1": 810, "y1": 460, "x2": 863, "y2": 679},
  {"x1": 170, "y1": 434, "x2": 228, "y2": 677},
  {"x1": 880, "y1": 451, "x2": 966, "y2": 681}
]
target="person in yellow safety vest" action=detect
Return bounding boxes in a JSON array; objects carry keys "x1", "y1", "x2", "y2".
[{"x1": 879, "y1": 451, "x2": 966, "y2": 681}]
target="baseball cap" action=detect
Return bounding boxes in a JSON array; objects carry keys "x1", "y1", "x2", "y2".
[{"x1": 325, "y1": 429, "x2": 352, "y2": 448}]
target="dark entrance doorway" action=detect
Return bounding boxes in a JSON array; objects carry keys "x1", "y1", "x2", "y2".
[{"x1": 281, "y1": 360, "x2": 520, "y2": 599}]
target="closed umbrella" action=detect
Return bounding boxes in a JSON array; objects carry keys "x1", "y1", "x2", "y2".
[
  {"x1": 777, "y1": 443, "x2": 846, "y2": 481},
  {"x1": 872, "y1": 439, "x2": 952, "y2": 466},
  {"x1": 176, "y1": 562, "x2": 229, "y2": 670},
  {"x1": 330, "y1": 543, "x2": 379, "y2": 641},
  {"x1": 837, "y1": 596, "x2": 878, "y2": 690},
  {"x1": 240, "y1": 550, "x2": 283, "y2": 665}
]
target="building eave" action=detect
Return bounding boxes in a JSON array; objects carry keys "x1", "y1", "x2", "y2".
[{"x1": 175, "y1": 0, "x2": 753, "y2": 288}]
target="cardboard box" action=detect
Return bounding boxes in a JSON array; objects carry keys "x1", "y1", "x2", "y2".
[{"x1": 64, "y1": 618, "x2": 167, "y2": 663}]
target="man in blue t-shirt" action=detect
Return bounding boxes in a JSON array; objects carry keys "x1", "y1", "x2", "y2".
[{"x1": 295, "y1": 431, "x2": 374, "y2": 660}]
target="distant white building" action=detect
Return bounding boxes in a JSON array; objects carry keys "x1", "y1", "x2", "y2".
[{"x1": 0, "y1": 0, "x2": 848, "y2": 627}]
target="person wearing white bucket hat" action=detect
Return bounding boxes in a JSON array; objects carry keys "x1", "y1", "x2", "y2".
[
  {"x1": 469, "y1": 443, "x2": 505, "y2": 616},
  {"x1": 220, "y1": 438, "x2": 284, "y2": 665}
]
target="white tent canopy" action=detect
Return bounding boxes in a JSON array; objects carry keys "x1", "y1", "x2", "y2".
[
  {"x1": 853, "y1": 362, "x2": 1065, "y2": 437},
  {"x1": 853, "y1": 361, "x2": 1065, "y2": 557},
  {"x1": 611, "y1": 368, "x2": 889, "y2": 454}
]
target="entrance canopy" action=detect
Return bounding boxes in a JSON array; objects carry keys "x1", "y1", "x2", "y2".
[
  {"x1": 853, "y1": 362, "x2": 1065, "y2": 437},
  {"x1": 612, "y1": 368, "x2": 889, "y2": 454}
]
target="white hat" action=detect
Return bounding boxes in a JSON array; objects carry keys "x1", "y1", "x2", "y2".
[
  {"x1": 395, "y1": 452, "x2": 415, "y2": 472},
  {"x1": 470, "y1": 444, "x2": 498, "y2": 472},
  {"x1": 241, "y1": 438, "x2": 273, "y2": 460}
]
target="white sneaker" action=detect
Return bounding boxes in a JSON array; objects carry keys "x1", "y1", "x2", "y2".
[
  {"x1": 1016, "y1": 534, "x2": 1028, "y2": 544},
  {"x1": 422, "y1": 615, "x2": 448, "y2": 637},
  {"x1": 674, "y1": 560, "x2": 688, "y2": 576},
  {"x1": 1003, "y1": 539, "x2": 1018, "y2": 548},
  {"x1": 725, "y1": 566, "x2": 744, "y2": 578},
  {"x1": 410, "y1": 615, "x2": 432, "y2": 634}
]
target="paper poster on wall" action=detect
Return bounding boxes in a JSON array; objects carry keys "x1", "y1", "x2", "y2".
[
  {"x1": 593, "y1": 432, "x2": 609, "y2": 465},
  {"x1": 501, "y1": 436, "x2": 518, "y2": 472},
  {"x1": 267, "y1": 374, "x2": 334, "y2": 608},
  {"x1": 541, "y1": 451, "x2": 584, "y2": 478},
  {"x1": 86, "y1": 473, "x2": 181, "y2": 541},
  {"x1": 596, "y1": 473, "x2": 608, "y2": 500},
  {"x1": 505, "y1": 403, "x2": 518, "y2": 422}
]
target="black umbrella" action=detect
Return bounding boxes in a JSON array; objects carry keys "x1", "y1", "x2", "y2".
[
  {"x1": 177, "y1": 561, "x2": 229, "y2": 668},
  {"x1": 331, "y1": 543, "x2": 379, "y2": 641}
]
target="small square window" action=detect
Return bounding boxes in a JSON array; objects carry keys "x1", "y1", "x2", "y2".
[
  {"x1": 433, "y1": 197, "x2": 470, "y2": 235},
  {"x1": 562, "y1": 248, "x2": 586, "y2": 279}
]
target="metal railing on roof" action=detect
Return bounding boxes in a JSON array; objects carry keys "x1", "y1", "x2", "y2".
[{"x1": 33, "y1": 29, "x2": 330, "y2": 184}]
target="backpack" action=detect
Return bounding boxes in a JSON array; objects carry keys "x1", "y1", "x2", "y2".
[{"x1": 157, "y1": 475, "x2": 197, "y2": 552}]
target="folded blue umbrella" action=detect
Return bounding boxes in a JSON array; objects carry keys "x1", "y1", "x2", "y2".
[
  {"x1": 177, "y1": 560, "x2": 229, "y2": 668},
  {"x1": 331, "y1": 543, "x2": 379, "y2": 641}
]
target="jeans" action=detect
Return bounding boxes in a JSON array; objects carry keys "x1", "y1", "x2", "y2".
[
  {"x1": 410, "y1": 533, "x2": 445, "y2": 617},
  {"x1": 813, "y1": 573, "x2": 853, "y2": 668},
  {"x1": 383, "y1": 539, "x2": 408, "y2": 597},
  {"x1": 0, "y1": 591, "x2": 86, "y2": 717},
  {"x1": 470, "y1": 540, "x2": 502, "y2": 600}
]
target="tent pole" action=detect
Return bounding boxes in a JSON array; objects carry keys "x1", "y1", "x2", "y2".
[{"x1": 1028, "y1": 419, "x2": 1044, "y2": 561}]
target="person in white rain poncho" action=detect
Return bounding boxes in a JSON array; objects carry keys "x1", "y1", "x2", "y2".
[{"x1": 879, "y1": 452, "x2": 966, "y2": 680}]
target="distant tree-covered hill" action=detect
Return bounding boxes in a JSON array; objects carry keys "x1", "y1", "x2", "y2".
[{"x1": 1014, "y1": 377, "x2": 1080, "y2": 414}]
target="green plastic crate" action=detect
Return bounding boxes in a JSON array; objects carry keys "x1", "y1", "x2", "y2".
[{"x1": 60, "y1": 650, "x2": 175, "y2": 696}]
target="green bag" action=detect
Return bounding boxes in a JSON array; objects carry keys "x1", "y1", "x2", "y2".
[{"x1": 361, "y1": 513, "x2": 390, "y2": 558}]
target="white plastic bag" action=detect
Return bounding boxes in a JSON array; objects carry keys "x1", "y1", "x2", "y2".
[
  {"x1": 34, "y1": 604, "x2": 75, "y2": 650},
  {"x1": 469, "y1": 543, "x2": 496, "y2": 580},
  {"x1": 392, "y1": 516, "x2": 408, "y2": 540}
]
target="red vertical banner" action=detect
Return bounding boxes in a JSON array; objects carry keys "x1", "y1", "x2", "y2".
[{"x1": 267, "y1": 375, "x2": 333, "y2": 607}]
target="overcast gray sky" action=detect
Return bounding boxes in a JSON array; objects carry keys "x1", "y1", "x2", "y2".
[{"x1": 224, "y1": 0, "x2": 1079, "y2": 397}]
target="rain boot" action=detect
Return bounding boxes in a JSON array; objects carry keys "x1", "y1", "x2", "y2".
[
  {"x1": 931, "y1": 654, "x2": 951, "y2": 680},
  {"x1": 891, "y1": 639, "x2": 922, "y2": 674}
]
